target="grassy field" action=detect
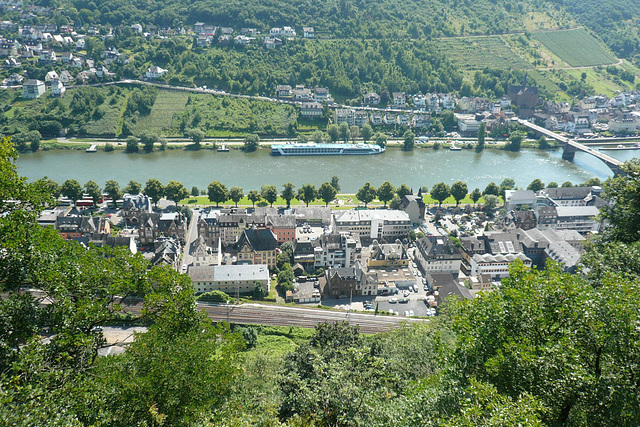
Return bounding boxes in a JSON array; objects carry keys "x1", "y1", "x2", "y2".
[
  {"x1": 532, "y1": 28, "x2": 617, "y2": 67},
  {"x1": 433, "y1": 36, "x2": 532, "y2": 70},
  {"x1": 133, "y1": 90, "x2": 189, "y2": 136},
  {"x1": 564, "y1": 67, "x2": 634, "y2": 98}
]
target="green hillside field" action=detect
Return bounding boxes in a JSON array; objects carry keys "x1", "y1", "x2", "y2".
[{"x1": 532, "y1": 28, "x2": 618, "y2": 67}]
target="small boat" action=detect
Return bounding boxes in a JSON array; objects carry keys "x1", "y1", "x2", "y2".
[
  {"x1": 617, "y1": 144, "x2": 625, "y2": 149},
  {"x1": 217, "y1": 144, "x2": 229, "y2": 152},
  {"x1": 85, "y1": 144, "x2": 97, "y2": 153},
  {"x1": 449, "y1": 141, "x2": 462, "y2": 151}
]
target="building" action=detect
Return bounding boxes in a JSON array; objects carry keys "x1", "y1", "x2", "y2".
[
  {"x1": 303, "y1": 27, "x2": 314, "y2": 38},
  {"x1": 146, "y1": 65, "x2": 167, "y2": 79},
  {"x1": 333, "y1": 210, "x2": 410, "y2": 243},
  {"x1": 322, "y1": 262, "x2": 378, "y2": 297},
  {"x1": 425, "y1": 272, "x2": 472, "y2": 306},
  {"x1": 367, "y1": 240, "x2": 409, "y2": 268},
  {"x1": 276, "y1": 84, "x2": 292, "y2": 98},
  {"x1": 392, "y1": 92, "x2": 406, "y2": 108},
  {"x1": 313, "y1": 231, "x2": 362, "y2": 269},
  {"x1": 469, "y1": 252, "x2": 532, "y2": 279},
  {"x1": 300, "y1": 101, "x2": 323, "y2": 118},
  {"x1": 537, "y1": 186, "x2": 602, "y2": 207},
  {"x1": 456, "y1": 114, "x2": 483, "y2": 135},
  {"x1": 398, "y1": 194, "x2": 426, "y2": 224},
  {"x1": 415, "y1": 235, "x2": 462, "y2": 276},
  {"x1": 266, "y1": 214, "x2": 297, "y2": 244},
  {"x1": 236, "y1": 228, "x2": 278, "y2": 269},
  {"x1": 505, "y1": 190, "x2": 538, "y2": 211},
  {"x1": 50, "y1": 79, "x2": 65, "y2": 97},
  {"x1": 334, "y1": 108, "x2": 355, "y2": 126},
  {"x1": 363, "y1": 92, "x2": 380, "y2": 105},
  {"x1": 555, "y1": 206, "x2": 601, "y2": 234},
  {"x1": 189, "y1": 264, "x2": 270, "y2": 295},
  {"x1": 21, "y1": 79, "x2": 45, "y2": 99}
]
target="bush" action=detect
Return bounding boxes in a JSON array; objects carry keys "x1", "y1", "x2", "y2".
[
  {"x1": 104, "y1": 142, "x2": 115, "y2": 152},
  {"x1": 196, "y1": 290, "x2": 230, "y2": 303}
]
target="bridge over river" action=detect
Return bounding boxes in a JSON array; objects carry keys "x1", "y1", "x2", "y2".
[{"x1": 516, "y1": 119, "x2": 624, "y2": 176}]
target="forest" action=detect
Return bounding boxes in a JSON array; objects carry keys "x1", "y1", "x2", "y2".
[{"x1": 2, "y1": 138, "x2": 640, "y2": 425}]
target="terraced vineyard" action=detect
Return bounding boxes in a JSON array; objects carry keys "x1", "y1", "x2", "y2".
[
  {"x1": 433, "y1": 36, "x2": 532, "y2": 70},
  {"x1": 133, "y1": 90, "x2": 189, "y2": 136},
  {"x1": 532, "y1": 28, "x2": 618, "y2": 67}
]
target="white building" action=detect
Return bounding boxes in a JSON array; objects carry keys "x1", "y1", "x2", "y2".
[
  {"x1": 146, "y1": 65, "x2": 167, "y2": 79},
  {"x1": 188, "y1": 264, "x2": 270, "y2": 295},
  {"x1": 415, "y1": 235, "x2": 462, "y2": 276},
  {"x1": 470, "y1": 253, "x2": 532, "y2": 279},
  {"x1": 303, "y1": 27, "x2": 314, "y2": 38},
  {"x1": 333, "y1": 210, "x2": 410, "y2": 242},
  {"x1": 50, "y1": 79, "x2": 65, "y2": 97},
  {"x1": 21, "y1": 79, "x2": 45, "y2": 99},
  {"x1": 555, "y1": 206, "x2": 601, "y2": 234}
]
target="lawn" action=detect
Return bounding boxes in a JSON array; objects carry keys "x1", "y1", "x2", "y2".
[
  {"x1": 564, "y1": 67, "x2": 633, "y2": 98},
  {"x1": 532, "y1": 28, "x2": 617, "y2": 67},
  {"x1": 432, "y1": 36, "x2": 532, "y2": 70}
]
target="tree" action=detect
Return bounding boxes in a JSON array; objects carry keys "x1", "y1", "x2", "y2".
[
  {"x1": 188, "y1": 128, "x2": 205, "y2": 146},
  {"x1": 339, "y1": 122, "x2": 350, "y2": 143},
  {"x1": 276, "y1": 263, "x2": 295, "y2": 298},
  {"x1": 538, "y1": 136, "x2": 550, "y2": 149},
  {"x1": 261, "y1": 185, "x2": 278, "y2": 207},
  {"x1": 373, "y1": 132, "x2": 387, "y2": 148},
  {"x1": 140, "y1": 132, "x2": 158, "y2": 152},
  {"x1": 547, "y1": 181, "x2": 558, "y2": 188},
  {"x1": 299, "y1": 183, "x2": 317, "y2": 207},
  {"x1": 330, "y1": 176, "x2": 341, "y2": 192},
  {"x1": 403, "y1": 130, "x2": 415, "y2": 150},
  {"x1": 561, "y1": 181, "x2": 574, "y2": 187},
  {"x1": 356, "y1": 182, "x2": 377, "y2": 207},
  {"x1": 247, "y1": 190, "x2": 261, "y2": 208},
  {"x1": 599, "y1": 159, "x2": 640, "y2": 242},
  {"x1": 349, "y1": 125, "x2": 360, "y2": 142},
  {"x1": 318, "y1": 182, "x2": 336, "y2": 206},
  {"x1": 470, "y1": 188, "x2": 482, "y2": 206},
  {"x1": 191, "y1": 186, "x2": 200, "y2": 197},
  {"x1": 104, "y1": 180, "x2": 122, "y2": 206},
  {"x1": 243, "y1": 133, "x2": 259, "y2": 151},
  {"x1": 377, "y1": 181, "x2": 395, "y2": 207},
  {"x1": 451, "y1": 181, "x2": 468, "y2": 206},
  {"x1": 125, "y1": 135, "x2": 139, "y2": 153},
  {"x1": 395, "y1": 184, "x2": 411, "y2": 199},
  {"x1": 431, "y1": 182, "x2": 451, "y2": 207},
  {"x1": 361, "y1": 124, "x2": 373, "y2": 142},
  {"x1": 483, "y1": 182, "x2": 500, "y2": 197},
  {"x1": 527, "y1": 179, "x2": 545, "y2": 192},
  {"x1": 499, "y1": 178, "x2": 515, "y2": 199},
  {"x1": 85, "y1": 180, "x2": 103, "y2": 205},
  {"x1": 207, "y1": 181, "x2": 229, "y2": 207},
  {"x1": 327, "y1": 124, "x2": 340, "y2": 142},
  {"x1": 506, "y1": 130, "x2": 526, "y2": 151},
  {"x1": 39, "y1": 178, "x2": 60, "y2": 198},
  {"x1": 165, "y1": 180, "x2": 189, "y2": 206},
  {"x1": 229, "y1": 187, "x2": 244, "y2": 207},
  {"x1": 277, "y1": 242, "x2": 294, "y2": 270},
  {"x1": 582, "y1": 177, "x2": 601, "y2": 187},
  {"x1": 251, "y1": 284, "x2": 268, "y2": 299},
  {"x1": 59, "y1": 179, "x2": 82, "y2": 204},
  {"x1": 281, "y1": 183, "x2": 296, "y2": 208},
  {"x1": 312, "y1": 130, "x2": 324, "y2": 144},
  {"x1": 389, "y1": 195, "x2": 401, "y2": 209},
  {"x1": 476, "y1": 122, "x2": 486, "y2": 152},
  {"x1": 483, "y1": 194, "x2": 499, "y2": 210},
  {"x1": 144, "y1": 178, "x2": 165, "y2": 207},
  {"x1": 124, "y1": 180, "x2": 142, "y2": 195}
]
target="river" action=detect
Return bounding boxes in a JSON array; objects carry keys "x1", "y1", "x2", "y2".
[{"x1": 16, "y1": 146, "x2": 630, "y2": 193}]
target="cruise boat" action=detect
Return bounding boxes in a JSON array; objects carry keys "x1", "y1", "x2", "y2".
[{"x1": 271, "y1": 142, "x2": 385, "y2": 156}]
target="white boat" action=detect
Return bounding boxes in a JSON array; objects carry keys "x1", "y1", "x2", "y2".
[
  {"x1": 449, "y1": 141, "x2": 461, "y2": 151},
  {"x1": 85, "y1": 144, "x2": 97, "y2": 153},
  {"x1": 217, "y1": 144, "x2": 229, "y2": 152}
]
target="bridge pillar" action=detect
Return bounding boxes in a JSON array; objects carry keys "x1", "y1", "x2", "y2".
[{"x1": 562, "y1": 144, "x2": 577, "y2": 161}]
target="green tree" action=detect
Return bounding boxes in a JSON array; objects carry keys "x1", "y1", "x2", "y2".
[
  {"x1": 84, "y1": 180, "x2": 102, "y2": 205},
  {"x1": 377, "y1": 181, "x2": 395, "y2": 207},
  {"x1": 188, "y1": 128, "x2": 205, "y2": 146},
  {"x1": 247, "y1": 190, "x2": 261, "y2": 208},
  {"x1": 124, "y1": 180, "x2": 142, "y2": 195},
  {"x1": 261, "y1": 185, "x2": 278, "y2": 207},
  {"x1": 374, "y1": 132, "x2": 387, "y2": 148},
  {"x1": 599, "y1": 159, "x2": 640, "y2": 242},
  {"x1": 389, "y1": 195, "x2": 401, "y2": 209},
  {"x1": 361, "y1": 123, "x2": 373, "y2": 142},
  {"x1": 483, "y1": 194, "x2": 499, "y2": 210},
  {"x1": 396, "y1": 183, "x2": 411, "y2": 199},
  {"x1": 356, "y1": 182, "x2": 377, "y2": 207},
  {"x1": 327, "y1": 124, "x2": 340, "y2": 142},
  {"x1": 207, "y1": 181, "x2": 229, "y2": 207},
  {"x1": 104, "y1": 142, "x2": 115, "y2": 152},
  {"x1": 281, "y1": 182, "x2": 296, "y2": 208},
  {"x1": 537, "y1": 136, "x2": 550, "y2": 149},
  {"x1": 299, "y1": 183, "x2": 318, "y2": 207},
  {"x1": 339, "y1": 122, "x2": 350, "y2": 143},
  {"x1": 165, "y1": 180, "x2": 189, "y2": 206},
  {"x1": 349, "y1": 125, "x2": 360, "y2": 142},
  {"x1": 125, "y1": 135, "x2": 139, "y2": 153},
  {"x1": 40, "y1": 178, "x2": 60, "y2": 198},
  {"x1": 483, "y1": 182, "x2": 500, "y2": 197},
  {"x1": 243, "y1": 134, "x2": 260, "y2": 151},
  {"x1": 506, "y1": 130, "x2": 526, "y2": 151},
  {"x1": 403, "y1": 130, "x2": 415, "y2": 151},
  {"x1": 191, "y1": 186, "x2": 200, "y2": 197},
  {"x1": 318, "y1": 182, "x2": 337, "y2": 206},
  {"x1": 276, "y1": 263, "x2": 295, "y2": 298},
  {"x1": 547, "y1": 181, "x2": 558, "y2": 188},
  {"x1": 140, "y1": 132, "x2": 158, "y2": 152},
  {"x1": 312, "y1": 130, "x2": 324, "y2": 144},
  {"x1": 561, "y1": 181, "x2": 574, "y2": 187},
  {"x1": 470, "y1": 188, "x2": 482, "y2": 206},
  {"x1": 431, "y1": 182, "x2": 451, "y2": 207},
  {"x1": 451, "y1": 181, "x2": 468, "y2": 206},
  {"x1": 499, "y1": 178, "x2": 515, "y2": 199},
  {"x1": 527, "y1": 179, "x2": 545, "y2": 192},
  {"x1": 60, "y1": 179, "x2": 83, "y2": 203},
  {"x1": 144, "y1": 178, "x2": 165, "y2": 207},
  {"x1": 104, "y1": 180, "x2": 123, "y2": 206},
  {"x1": 229, "y1": 186, "x2": 244, "y2": 207},
  {"x1": 330, "y1": 176, "x2": 341, "y2": 192},
  {"x1": 476, "y1": 122, "x2": 486, "y2": 152}
]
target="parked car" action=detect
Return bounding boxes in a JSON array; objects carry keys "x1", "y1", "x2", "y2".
[
  {"x1": 389, "y1": 298, "x2": 398, "y2": 303},
  {"x1": 399, "y1": 298, "x2": 409, "y2": 304}
]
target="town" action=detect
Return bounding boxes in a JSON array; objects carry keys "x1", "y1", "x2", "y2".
[{"x1": 37, "y1": 179, "x2": 604, "y2": 318}]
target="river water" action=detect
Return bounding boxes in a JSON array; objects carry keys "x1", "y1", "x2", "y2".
[{"x1": 16, "y1": 146, "x2": 632, "y2": 193}]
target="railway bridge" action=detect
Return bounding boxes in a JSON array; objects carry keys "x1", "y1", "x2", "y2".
[{"x1": 516, "y1": 119, "x2": 624, "y2": 176}]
